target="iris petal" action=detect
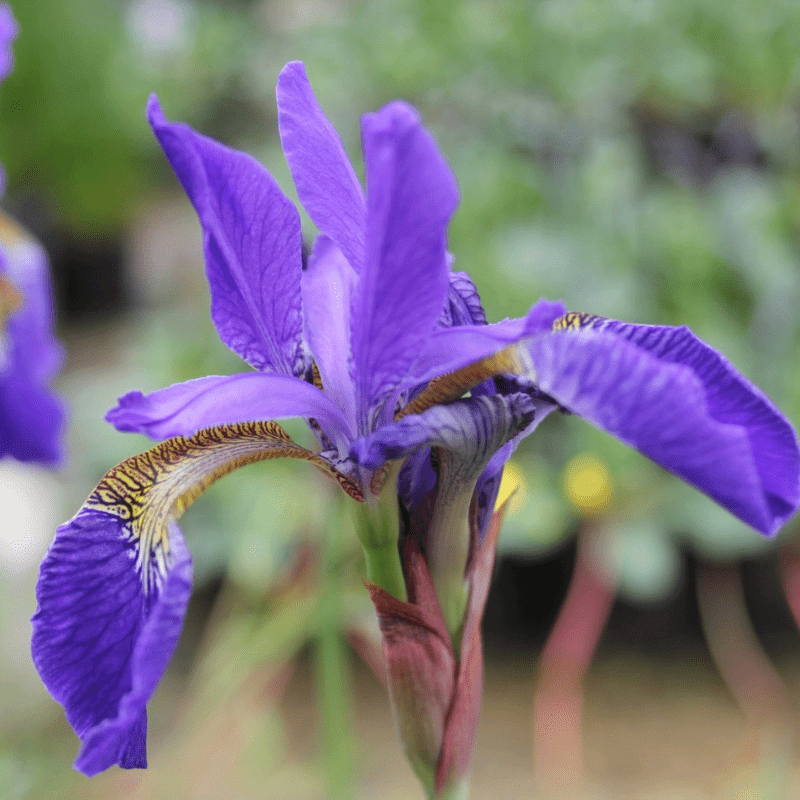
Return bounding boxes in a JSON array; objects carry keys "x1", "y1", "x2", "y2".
[
  {"x1": 106, "y1": 372, "x2": 354, "y2": 455},
  {"x1": 302, "y1": 236, "x2": 358, "y2": 430},
  {"x1": 148, "y1": 96, "x2": 304, "y2": 376},
  {"x1": 591, "y1": 319, "x2": 800, "y2": 523},
  {"x1": 32, "y1": 511, "x2": 192, "y2": 775},
  {"x1": 351, "y1": 101, "x2": 459, "y2": 428},
  {"x1": 517, "y1": 326, "x2": 800, "y2": 535},
  {"x1": 277, "y1": 61, "x2": 366, "y2": 275},
  {"x1": 33, "y1": 419, "x2": 365, "y2": 773}
]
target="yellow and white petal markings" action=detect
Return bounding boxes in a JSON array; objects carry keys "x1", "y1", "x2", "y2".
[
  {"x1": 551, "y1": 311, "x2": 603, "y2": 331},
  {"x1": 399, "y1": 310, "x2": 607, "y2": 422},
  {"x1": 83, "y1": 419, "x2": 364, "y2": 593}
]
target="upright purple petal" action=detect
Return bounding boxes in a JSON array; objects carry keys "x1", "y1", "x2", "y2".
[
  {"x1": 277, "y1": 62, "x2": 366, "y2": 274},
  {"x1": 519, "y1": 326, "x2": 800, "y2": 535},
  {"x1": 351, "y1": 102, "x2": 459, "y2": 430},
  {"x1": 32, "y1": 511, "x2": 192, "y2": 775},
  {"x1": 0, "y1": 218, "x2": 66, "y2": 465},
  {"x1": 106, "y1": 372, "x2": 354, "y2": 453},
  {"x1": 148, "y1": 96, "x2": 304, "y2": 375},
  {"x1": 302, "y1": 236, "x2": 357, "y2": 430}
]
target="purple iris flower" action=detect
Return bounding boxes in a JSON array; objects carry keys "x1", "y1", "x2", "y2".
[
  {"x1": 0, "y1": 5, "x2": 65, "y2": 465},
  {"x1": 31, "y1": 60, "x2": 799, "y2": 782}
]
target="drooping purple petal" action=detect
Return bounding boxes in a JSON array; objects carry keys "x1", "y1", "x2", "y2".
[
  {"x1": 31, "y1": 511, "x2": 192, "y2": 775},
  {"x1": 409, "y1": 299, "x2": 567, "y2": 387},
  {"x1": 519, "y1": 326, "x2": 800, "y2": 535},
  {"x1": 302, "y1": 236, "x2": 357, "y2": 429},
  {"x1": 148, "y1": 96, "x2": 304, "y2": 376},
  {"x1": 0, "y1": 221, "x2": 66, "y2": 465},
  {"x1": 106, "y1": 372, "x2": 354, "y2": 453},
  {"x1": 351, "y1": 102, "x2": 459, "y2": 430},
  {"x1": 277, "y1": 62, "x2": 366, "y2": 275},
  {"x1": 591, "y1": 319, "x2": 799, "y2": 527},
  {"x1": 0, "y1": 3, "x2": 18, "y2": 82}
]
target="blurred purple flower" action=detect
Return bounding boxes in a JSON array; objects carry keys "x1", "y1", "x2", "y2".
[
  {"x1": 0, "y1": 3, "x2": 18, "y2": 81},
  {"x1": 0, "y1": 217, "x2": 65, "y2": 464},
  {"x1": 0, "y1": 7, "x2": 65, "y2": 465},
  {"x1": 31, "y1": 58, "x2": 799, "y2": 787}
]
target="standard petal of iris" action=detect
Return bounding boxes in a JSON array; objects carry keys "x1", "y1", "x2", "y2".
[
  {"x1": 31, "y1": 510, "x2": 192, "y2": 775},
  {"x1": 148, "y1": 96, "x2": 304, "y2": 376},
  {"x1": 106, "y1": 372, "x2": 354, "y2": 454},
  {"x1": 302, "y1": 236, "x2": 358, "y2": 429},
  {"x1": 351, "y1": 102, "x2": 459, "y2": 426},
  {"x1": 518, "y1": 327, "x2": 800, "y2": 535},
  {"x1": 277, "y1": 61, "x2": 366, "y2": 275}
]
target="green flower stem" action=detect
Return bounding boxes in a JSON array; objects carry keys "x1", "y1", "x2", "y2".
[
  {"x1": 315, "y1": 509, "x2": 355, "y2": 800},
  {"x1": 352, "y1": 463, "x2": 407, "y2": 602}
]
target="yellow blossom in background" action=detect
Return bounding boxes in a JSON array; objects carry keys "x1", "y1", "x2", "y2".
[
  {"x1": 562, "y1": 452, "x2": 613, "y2": 515},
  {"x1": 495, "y1": 459, "x2": 527, "y2": 514}
]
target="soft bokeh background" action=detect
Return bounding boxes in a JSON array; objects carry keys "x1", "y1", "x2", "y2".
[{"x1": 2, "y1": 0, "x2": 800, "y2": 797}]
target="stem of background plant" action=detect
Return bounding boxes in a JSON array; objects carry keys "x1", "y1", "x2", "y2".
[
  {"x1": 697, "y1": 562, "x2": 792, "y2": 800},
  {"x1": 353, "y1": 461, "x2": 407, "y2": 602},
  {"x1": 532, "y1": 525, "x2": 615, "y2": 790},
  {"x1": 314, "y1": 498, "x2": 356, "y2": 800}
]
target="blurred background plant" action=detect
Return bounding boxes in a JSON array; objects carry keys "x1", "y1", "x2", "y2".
[{"x1": 2, "y1": 0, "x2": 800, "y2": 797}]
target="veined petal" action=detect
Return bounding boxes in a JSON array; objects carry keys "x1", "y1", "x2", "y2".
[
  {"x1": 589, "y1": 318, "x2": 799, "y2": 526},
  {"x1": 148, "y1": 96, "x2": 304, "y2": 375},
  {"x1": 351, "y1": 102, "x2": 459, "y2": 429},
  {"x1": 0, "y1": 214, "x2": 66, "y2": 465},
  {"x1": 515, "y1": 324, "x2": 800, "y2": 535},
  {"x1": 106, "y1": 372, "x2": 354, "y2": 454},
  {"x1": 302, "y1": 236, "x2": 357, "y2": 429},
  {"x1": 354, "y1": 393, "x2": 536, "y2": 472},
  {"x1": 32, "y1": 512, "x2": 192, "y2": 775},
  {"x1": 277, "y1": 62, "x2": 366, "y2": 274},
  {"x1": 33, "y1": 419, "x2": 364, "y2": 772}
]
